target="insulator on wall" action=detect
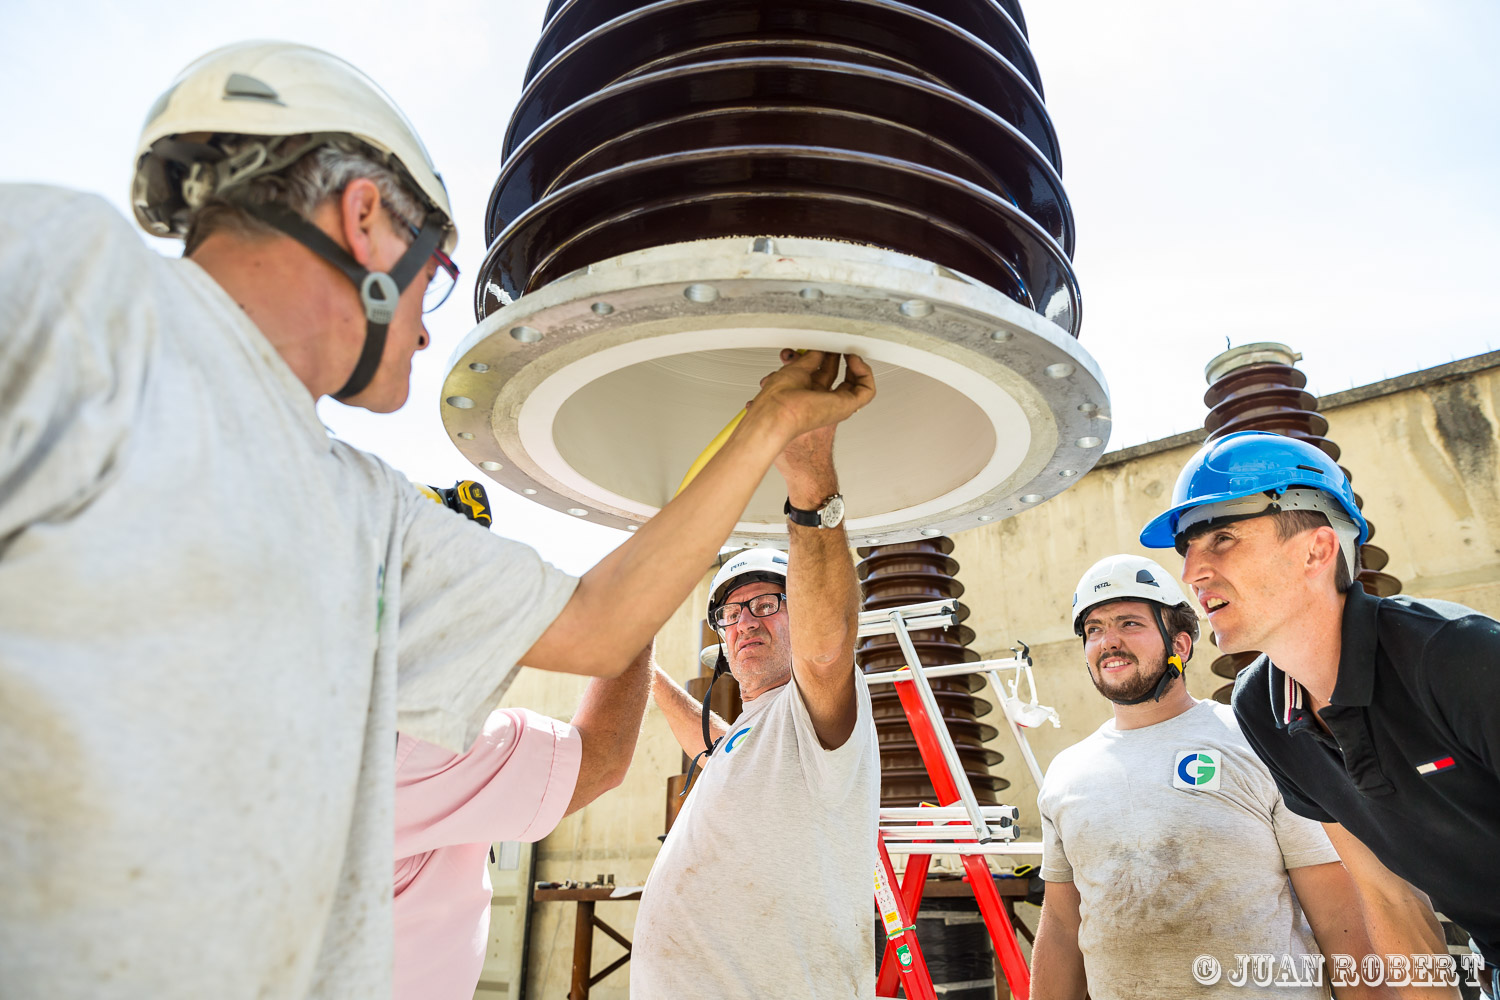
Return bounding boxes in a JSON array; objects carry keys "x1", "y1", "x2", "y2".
[{"x1": 1201, "y1": 342, "x2": 1404, "y2": 703}]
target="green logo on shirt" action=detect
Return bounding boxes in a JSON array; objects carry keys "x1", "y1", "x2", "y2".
[
  {"x1": 1173, "y1": 750, "x2": 1220, "y2": 790},
  {"x1": 375, "y1": 562, "x2": 386, "y2": 633},
  {"x1": 724, "y1": 724, "x2": 754, "y2": 754}
]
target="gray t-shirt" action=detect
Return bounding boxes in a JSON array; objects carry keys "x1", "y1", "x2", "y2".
[
  {"x1": 1038, "y1": 700, "x2": 1338, "y2": 999},
  {"x1": 632, "y1": 670, "x2": 879, "y2": 999},
  {"x1": 0, "y1": 187, "x2": 577, "y2": 999}
]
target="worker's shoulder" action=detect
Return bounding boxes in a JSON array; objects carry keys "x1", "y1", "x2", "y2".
[
  {"x1": 1043, "y1": 719, "x2": 1115, "y2": 773},
  {"x1": 1381, "y1": 593, "x2": 1494, "y2": 643},
  {"x1": 0, "y1": 184, "x2": 137, "y2": 249},
  {"x1": 327, "y1": 437, "x2": 412, "y2": 496},
  {"x1": 1192, "y1": 701, "x2": 1266, "y2": 763}
]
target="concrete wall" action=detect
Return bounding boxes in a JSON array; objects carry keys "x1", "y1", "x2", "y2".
[{"x1": 494, "y1": 353, "x2": 1500, "y2": 999}]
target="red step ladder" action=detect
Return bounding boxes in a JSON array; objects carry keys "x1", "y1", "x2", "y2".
[{"x1": 861, "y1": 600, "x2": 1043, "y2": 1000}]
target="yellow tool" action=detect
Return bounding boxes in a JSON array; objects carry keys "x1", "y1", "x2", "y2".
[
  {"x1": 416, "y1": 480, "x2": 493, "y2": 528},
  {"x1": 673, "y1": 409, "x2": 745, "y2": 497},
  {"x1": 672, "y1": 350, "x2": 810, "y2": 498}
]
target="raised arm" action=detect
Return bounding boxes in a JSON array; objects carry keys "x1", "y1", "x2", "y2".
[
  {"x1": 564, "y1": 642, "x2": 656, "y2": 815},
  {"x1": 522, "y1": 351, "x2": 874, "y2": 679},
  {"x1": 651, "y1": 664, "x2": 731, "y2": 758},
  {"x1": 777, "y1": 352, "x2": 861, "y2": 749}
]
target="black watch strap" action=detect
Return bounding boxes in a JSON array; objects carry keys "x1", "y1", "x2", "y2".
[{"x1": 784, "y1": 498, "x2": 822, "y2": 527}]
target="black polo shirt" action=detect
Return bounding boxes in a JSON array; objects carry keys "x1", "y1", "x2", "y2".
[{"x1": 1232, "y1": 583, "x2": 1500, "y2": 966}]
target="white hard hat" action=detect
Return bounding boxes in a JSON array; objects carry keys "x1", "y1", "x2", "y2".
[
  {"x1": 131, "y1": 41, "x2": 456, "y2": 253},
  {"x1": 1071, "y1": 554, "x2": 1199, "y2": 640},
  {"x1": 707, "y1": 549, "x2": 789, "y2": 618}
]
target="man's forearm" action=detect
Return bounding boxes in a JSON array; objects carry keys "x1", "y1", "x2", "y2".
[
  {"x1": 785, "y1": 520, "x2": 858, "y2": 672},
  {"x1": 783, "y1": 431, "x2": 856, "y2": 667},
  {"x1": 1031, "y1": 887, "x2": 1088, "y2": 1000},
  {"x1": 1323, "y1": 823, "x2": 1451, "y2": 971},
  {"x1": 1291, "y1": 862, "x2": 1414, "y2": 1000},
  {"x1": 566, "y1": 643, "x2": 655, "y2": 815},
  {"x1": 652, "y1": 664, "x2": 729, "y2": 758},
  {"x1": 780, "y1": 419, "x2": 860, "y2": 746}
]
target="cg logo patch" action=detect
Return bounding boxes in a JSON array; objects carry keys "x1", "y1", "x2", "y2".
[
  {"x1": 1173, "y1": 750, "x2": 1221, "y2": 790},
  {"x1": 724, "y1": 724, "x2": 755, "y2": 754}
]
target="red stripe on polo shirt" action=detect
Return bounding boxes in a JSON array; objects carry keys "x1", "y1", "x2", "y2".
[{"x1": 1415, "y1": 756, "x2": 1456, "y2": 775}]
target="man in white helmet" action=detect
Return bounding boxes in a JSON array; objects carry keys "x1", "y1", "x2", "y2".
[
  {"x1": 0, "y1": 43, "x2": 874, "y2": 1000},
  {"x1": 1029, "y1": 556, "x2": 1384, "y2": 1000},
  {"x1": 633, "y1": 412, "x2": 878, "y2": 1000}
]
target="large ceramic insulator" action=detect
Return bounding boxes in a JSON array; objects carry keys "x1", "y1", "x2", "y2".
[
  {"x1": 1201, "y1": 343, "x2": 1404, "y2": 703},
  {"x1": 856, "y1": 537, "x2": 1005, "y2": 808},
  {"x1": 441, "y1": 0, "x2": 1108, "y2": 546}
]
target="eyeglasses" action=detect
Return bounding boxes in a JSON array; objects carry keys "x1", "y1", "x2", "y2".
[
  {"x1": 712, "y1": 593, "x2": 787, "y2": 629},
  {"x1": 403, "y1": 220, "x2": 459, "y2": 313}
]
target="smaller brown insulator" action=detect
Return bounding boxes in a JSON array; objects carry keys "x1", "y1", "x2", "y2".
[
  {"x1": 1209, "y1": 650, "x2": 1260, "y2": 681},
  {"x1": 857, "y1": 535, "x2": 1000, "y2": 809},
  {"x1": 1202, "y1": 362, "x2": 1308, "y2": 408},
  {"x1": 1198, "y1": 342, "x2": 1406, "y2": 694}
]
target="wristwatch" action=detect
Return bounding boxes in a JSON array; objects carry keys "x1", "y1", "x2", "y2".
[{"x1": 785, "y1": 494, "x2": 845, "y2": 529}]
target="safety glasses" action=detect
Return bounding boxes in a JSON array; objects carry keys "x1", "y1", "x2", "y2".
[{"x1": 404, "y1": 219, "x2": 459, "y2": 313}]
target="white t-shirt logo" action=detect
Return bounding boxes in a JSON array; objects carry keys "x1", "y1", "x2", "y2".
[
  {"x1": 723, "y1": 724, "x2": 755, "y2": 754},
  {"x1": 1173, "y1": 750, "x2": 1221, "y2": 790}
]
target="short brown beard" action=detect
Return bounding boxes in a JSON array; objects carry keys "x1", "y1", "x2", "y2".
[{"x1": 1089, "y1": 650, "x2": 1171, "y2": 705}]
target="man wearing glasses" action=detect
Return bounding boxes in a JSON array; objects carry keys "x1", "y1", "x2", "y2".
[
  {"x1": 0, "y1": 43, "x2": 874, "y2": 1000},
  {"x1": 636, "y1": 398, "x2": 879, "y2": 1000}
]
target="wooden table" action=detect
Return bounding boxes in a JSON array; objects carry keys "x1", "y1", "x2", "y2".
[{"x1": 532, "y1": 886, "x2": 642, "y2": 1000}]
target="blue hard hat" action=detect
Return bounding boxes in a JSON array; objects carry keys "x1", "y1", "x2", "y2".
[{"x1": 1139, "y1": 431, "x2": 1368, "y2": 549}]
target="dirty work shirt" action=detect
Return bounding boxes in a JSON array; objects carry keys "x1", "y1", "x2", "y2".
[
  {"x1": 394, "y1": 709, "x2": 581, "y2": 1000},
  {"x1": 0, "y1": 187, "x2": 577, "y2": 1000},
  {"x1": 631, "y1": 671, "x2": 879, "y2": 1000},
  {"x1": 1038, "y1": 700, "x2": 1338, "y2": 999}
]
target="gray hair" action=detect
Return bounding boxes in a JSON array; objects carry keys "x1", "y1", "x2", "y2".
[{"x1": 183, "y1": 136, "x2": 425, "y2": 255}]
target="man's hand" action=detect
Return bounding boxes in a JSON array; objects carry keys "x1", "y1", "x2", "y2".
[
  {"x1": 772, "y1": 349, "x2": 840, "y2": 508},
  {"x1": 748, "y1": 350, "x2": 874, "y2": 446}
]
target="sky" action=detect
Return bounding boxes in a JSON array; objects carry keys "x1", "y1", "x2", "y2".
[{"x1": 4, "y1": 0, "x2": 1498, "y2": 573}]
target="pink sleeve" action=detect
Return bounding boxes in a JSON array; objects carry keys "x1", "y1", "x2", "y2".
[{"x1": 394, "y1": 707, "x2": 583, "y2": 858}]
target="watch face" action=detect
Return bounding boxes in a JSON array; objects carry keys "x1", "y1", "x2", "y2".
[{"x1": 820, "y1": 494, "x2": 845, "y2": 529}]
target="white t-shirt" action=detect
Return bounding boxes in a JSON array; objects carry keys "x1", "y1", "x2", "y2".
[
  {"x1": 0, "y1": 186, "x2": 577, "y2": 999},
  {"x1": 1038, "y1": 700, "x2": 1339, "y2": 999},
  {"x1": 631, "y1": 670, "x2": 879, "y2": 1000}
]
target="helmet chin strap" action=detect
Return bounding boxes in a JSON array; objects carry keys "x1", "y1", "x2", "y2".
[
  {"x1": 680, "y1": 646, "x2": 730, "y2": 796},
  {"x1": 1092, "y1": 604, "x2": 1190, "y2": 706},
  {"x1": 242, "y1": 203, "x2": 445, "y2": 399}
]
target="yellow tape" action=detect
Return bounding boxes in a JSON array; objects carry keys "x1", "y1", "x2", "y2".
[
  {"x1": 671, "y1": 351, "x2": 809, "y2": 499},
  {"x1": 672, "y1": 408, "x2": 745, "y2": 498}
]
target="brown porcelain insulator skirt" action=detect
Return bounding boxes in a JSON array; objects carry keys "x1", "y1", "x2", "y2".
[
  {"x1": 856, "y1": 537, "x2": 1005, "y2": 807},
  {"x1": 479, "y1": 0, "x2": 1078, "y2": 332}
]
